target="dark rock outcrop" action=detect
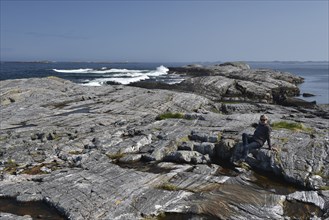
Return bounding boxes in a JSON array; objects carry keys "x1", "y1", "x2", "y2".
[{"x1": 133, "y1": 62, "x2": 309, "y2": 108}]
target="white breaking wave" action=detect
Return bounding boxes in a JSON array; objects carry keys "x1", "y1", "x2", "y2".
[
  {"x1": 52, "y1": 65, "x2": 168, "y2": 76},
  {"x1": 66, "y1": 65, "x2": 170, "y2": 86},
  {"x1": 53, "y1": 68, "x2": 93, "y2": 73},
  {"x1": 148, "y1": 65, "x2": 169, "y2": 76}
]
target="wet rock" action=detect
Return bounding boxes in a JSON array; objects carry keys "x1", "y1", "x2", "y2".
[
  {"x1": 303, "y1": 92, "x2": 316, "y2": 97},
  {"x1": 287, "y1": 191, "x2": 325, "y2": 210}
]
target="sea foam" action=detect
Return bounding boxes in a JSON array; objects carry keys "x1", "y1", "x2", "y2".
[
  {"x1": 62, "y1": 65, "x2": 170, "y2": 86},
  {"x1": 53, "y1": 68, "x2": 93, "y2": 73}
]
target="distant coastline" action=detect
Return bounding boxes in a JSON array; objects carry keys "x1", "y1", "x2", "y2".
[
  {"x1": 1, "y1": 61, "x2": 328, "y2": 104},
  {"x1": 1, "y1": 60, "x2": 328, "y2": 64}
]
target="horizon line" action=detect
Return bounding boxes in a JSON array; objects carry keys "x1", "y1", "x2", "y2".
[{"x1": 1, "y1": 60, "x2": 329, "y2": 63}]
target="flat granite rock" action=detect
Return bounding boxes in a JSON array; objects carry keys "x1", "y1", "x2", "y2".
[{"x1": 0, "y1": 75, "x2": 328, "y2": 219}]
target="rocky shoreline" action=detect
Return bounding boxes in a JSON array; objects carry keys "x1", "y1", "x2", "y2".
[{"x1": 0, "y1": 62, "x2": 328, "y2": 219}]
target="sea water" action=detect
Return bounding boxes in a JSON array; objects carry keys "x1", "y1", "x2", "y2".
[
  {"x1": 0, "y1": 62, "x2": 188, "y2": 86},
  {"x1": 1, "y1": 61, "x2": 328, "y2": 104}
]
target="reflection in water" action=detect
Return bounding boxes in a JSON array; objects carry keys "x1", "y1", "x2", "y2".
[
  {"x1": 158, "y1": 212, "x2": 218, "y2": 220},
  {"x1": 284, "y1": 200, "x2": 323, "y2": 219},
  {"x1": 248, "y1": 171, "x2": 303, "y2": 195},
  {"x1": 0, "y1": 197, "x2": 66, "y2": 220}
]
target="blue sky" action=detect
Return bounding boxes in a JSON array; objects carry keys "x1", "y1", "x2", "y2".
[{"x1": 1, "y1": 0, "x2": 328, "y2": 62}]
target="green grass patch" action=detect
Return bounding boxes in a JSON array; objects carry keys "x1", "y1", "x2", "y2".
[
  {"x1": 156, "y1": 112, "x2": 184, "y2": 120},
  {"x1": 217, "y1": 132, "x2": 222, "y2": 142},
  {"x1": 106, "y1": 152, "x2": 125, "y2": 160},
  {"x1": 319, "y1": 186, "x2": 329, "y2": 190},
  {"x1": 142, "y1": 212, "x2": 166, "y2": 220},
  {"x1": 271, "y1": 121, "x2": 312, "y2": 132},
  {"x1": 21, "y1": 161, "x2": 62, "y2": 175},
  {"x1": 157, "y1": 183, "x2": 180, "y2": 191},
  {"x1": 69, "y1": 150, "x2": 83, "y2": 155},
  {"x1": 178, "y1": 136, "x2": 190, "y2": 144},
  {"x1": 0, "y1": 136, "x2": 8, "y2": 141},
  {"x1": 21, "y1": 164, "x2": 47, "y2": 175},
  {"x1": 4, "y1": 159, "x2": 18, "y2": 174}
]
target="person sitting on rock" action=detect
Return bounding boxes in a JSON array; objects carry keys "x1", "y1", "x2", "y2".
[{"x1": 240, "y1": 114, "x2": 275, "y2": 162}]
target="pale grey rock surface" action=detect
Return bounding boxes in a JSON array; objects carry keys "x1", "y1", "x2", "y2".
[
  {"x1": 0, "y1": 213, "x2": 32, "y2": 220},
  {"x1": 0, "y1": 69, "x2": 328, "y2": 219}
]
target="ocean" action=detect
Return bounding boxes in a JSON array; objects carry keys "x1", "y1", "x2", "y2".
[{"x1": 0, "y1": 61, "x2": 328, "y2": 104}]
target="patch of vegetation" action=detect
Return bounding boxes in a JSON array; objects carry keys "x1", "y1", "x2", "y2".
[
  {"x1": 165, "y1": 94, "x2": 174, "y2": 102},
  {"x1": 271, "y1": 121, "x2": 313, "y2": 132},
  {"x1": 209, "y1": 106, "x2": 221, "y2": 114},
  {"x1": 240, "y1": 162, "x2": 251, "y2": 170},
  {"x1": 313, "y1": 166, "x2": 326, "y2": 178},
  {"x1": 157, "y1": 183, "x2": 180, "y2": 191},
  {"x1": 163, "y1": 141, "x2": 178, "y2": 155},
  {"x1": 217, "y1": 132, "x2": 222, "y2": 142},
  {"x1": 274, "y1": 151, "x2": 282, "y2": 164},
  {"x1": 47, "y1": 76, "x2": 59, "y2": 79},
  {"x1": 4, "y1": 159, "x2": 18, "y2": 174},
  {"x1": 69, "y1": 150, "x2": 83, "y2": 155},
  {"x1": 156, "y1": 112, "x2": 184, "y2": 120},
  {"x1": 142, "y1": 212, "x2": 166, "y2": 220},
  {"x1": 283, "y1": 200, "x2": 323, "y2": 219},
  {"x1": 6, "y1": 88, "x2": 22, "y2": 95},
  {"x1": 0, "y1": 135, "x2": 8, "y2": 141},
  {"x1": 106, "y1": 152, "x2": 125, "y2": 160},
  {"x1": 177, "y1": 136, "x2": 190, "y2": 144},
  {"x1": 156, "y1": 181, "x2": 199, "y2": 192},
  {"x1": 21, "y1": 161, "x2": 62, "y2": 175},
  {"x1": 21, "y1": 164, "x2": 47, "y2": 175},
  {"x1": 319, "y1": 186, "x2": 329, "y2": 190},
  {"x1": 278, "y1": 137, "x2": 289, "y2": 143},
  {"x1": 311, "y1": 141, "x2": 323, "y2": 148}
]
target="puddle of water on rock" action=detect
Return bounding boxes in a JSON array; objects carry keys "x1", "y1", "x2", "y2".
[
  {"x1": 115, "y1": 161, "x2": 174, "y2": 174},
  {"x1": 157, "y1": 212, "x2": 218, "y2": 220},
  {"x1": 54, "y1": 107, "x2": 90, "y2": 116},
  {"x1": 211, "y1": 158, "x2": 239, "y2": 177},
  {"x1": 249, "y1": 171, "x2": 303, "y2": 195},
  {"x1": 214, "y1": 166, "x2": 239, "y2": 177},
  {"x1": 283, "y1": 200, "x2": 324, "y2": 219},
  {"x1": 0, "y1": 197, "x2": 66, "y2": 220}
]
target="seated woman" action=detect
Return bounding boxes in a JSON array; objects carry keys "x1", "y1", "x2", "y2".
[{"x1": 240, "y1": 114, "x2": 275, "y2": 161}]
